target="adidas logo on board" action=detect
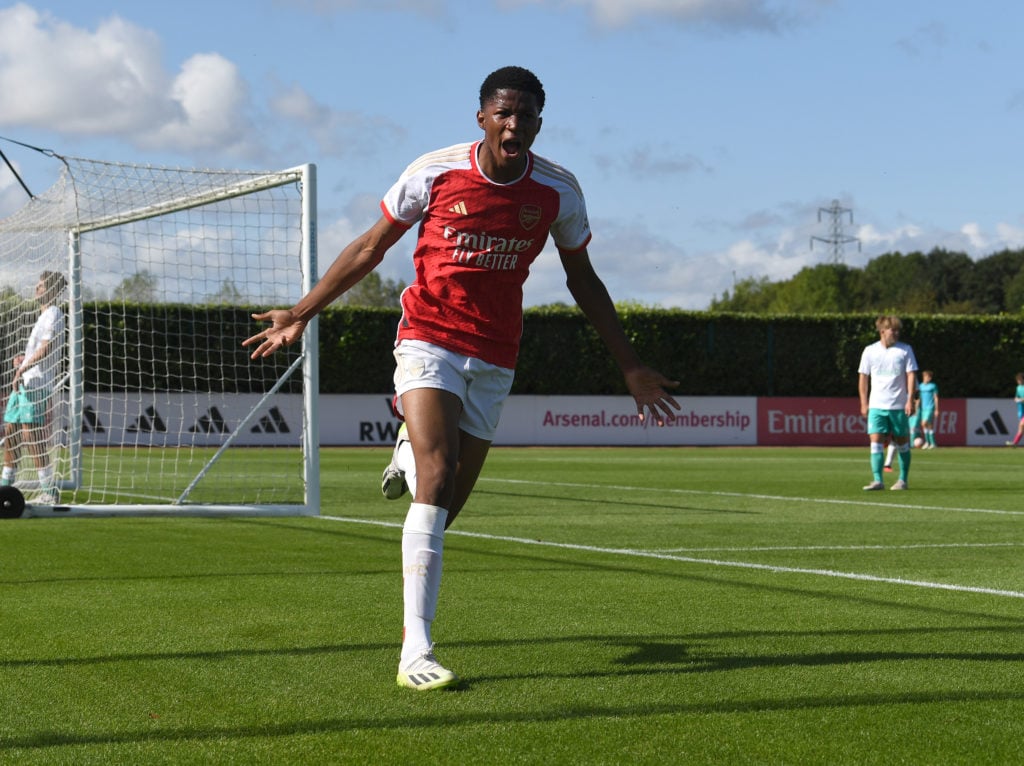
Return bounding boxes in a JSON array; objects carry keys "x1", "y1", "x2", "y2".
[{"x1": 974, "y1": 410, "x2": 1009, "y2": 436}]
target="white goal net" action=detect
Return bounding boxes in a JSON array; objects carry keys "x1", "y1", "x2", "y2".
[{"x1": 0, "y1": 154, "x2": 319, "y2": 516}]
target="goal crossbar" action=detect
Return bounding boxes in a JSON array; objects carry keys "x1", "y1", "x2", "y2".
[{"x1": 71, "y1": 165, "x2": 307, "y2": 235}]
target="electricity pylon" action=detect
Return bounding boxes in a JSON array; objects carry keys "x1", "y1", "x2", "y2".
[{"x1": 810, "y1": 199, "x2": 861, "y2": 264}]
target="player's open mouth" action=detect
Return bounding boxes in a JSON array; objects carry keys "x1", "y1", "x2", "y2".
[{"x1": 502, "y1": 139, "x2": 523, "y2": 157}]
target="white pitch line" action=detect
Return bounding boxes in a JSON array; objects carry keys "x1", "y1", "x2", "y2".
[
  {"x1": 657, "y1": 543, "x2": 1024, "y2": 553},
  {"x1": 318, "y1": 515, "x2": 1024, "y2": 600},
  {"x1": 478, "y1": 477, "x2": 1024, "y2": 517}
]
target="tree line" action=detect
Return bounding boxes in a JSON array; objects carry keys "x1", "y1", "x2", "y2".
[
  {"x1": 94, "y1": 270, "x2": 407, "y2": 307},
  {"x1": 709, "y1": 247, "x2": 1024, "y2": 315}
]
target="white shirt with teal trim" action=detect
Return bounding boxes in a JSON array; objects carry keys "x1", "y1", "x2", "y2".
[
  {"x1": 858, "y1": 340, "x2": 918, "y2": 410},
  {"x1": 21, "y1": 305, "x2": 64, "y2": 389}
]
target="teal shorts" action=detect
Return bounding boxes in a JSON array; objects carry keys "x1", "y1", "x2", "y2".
[
  {"x1": 3, "y1": 385, "x2": 50, "y2": 426},
  {"x1": 867, "y1": 408, "x2": 909, "y2": 438}
]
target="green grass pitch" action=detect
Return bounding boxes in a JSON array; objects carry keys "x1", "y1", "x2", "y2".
[{"x1": 1, "y1": 445, "x2": 1023, "y2": 764}]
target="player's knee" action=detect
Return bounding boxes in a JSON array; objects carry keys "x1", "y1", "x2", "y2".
[{"x1": 411, "y1": 458, "x2": 457, "y2": 506}]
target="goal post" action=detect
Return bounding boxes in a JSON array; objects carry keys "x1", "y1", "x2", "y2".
[{"x1": 0, "y1": 155, "x2": 319, "y2": 517}]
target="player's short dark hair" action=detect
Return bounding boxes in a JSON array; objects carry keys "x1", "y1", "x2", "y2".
[
  {"x1": 40, "y1": 270, "x2": 66, "y2": 303},
  {"x1": 479, "y1": 66, "x2": 545, "y2": 113}
]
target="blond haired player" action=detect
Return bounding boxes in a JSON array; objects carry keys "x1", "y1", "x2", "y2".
[{"x1": 858, "y1": 315, "x2": 918, "y2": 490}]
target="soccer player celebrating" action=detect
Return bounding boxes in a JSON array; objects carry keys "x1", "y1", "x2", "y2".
[
  {"x1": 858, "y1": 315, "x2": 918, "y2": 490},
  {"x1": 245, "y1": 66, "x2": 680, "y2": 690}
]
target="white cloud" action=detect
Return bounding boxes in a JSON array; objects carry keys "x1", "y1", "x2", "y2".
[
  {"x1": 0, "y1": 5, "x2": 177, "y2": 133},
  {"x1": 269, "y1": 82, "x2": 404, "y2": 159},
  {"x1": 497, "y1": 0, "x2": 829, "y2": 31},
  {"x1": 718, "y1": 235, "x2": 822, "y2": 288},
  {"x1": 0, "y1": 167, "x2": 26, "y2": 217},
  {"x1": 139, "y1": 53, "x2": 258, "y2": 157},
  {"x1": 581, "y1": 0, "x2": 781, "y2": 29},
  {"x1": 854, "y1": 220, "x2": 1024, "y2": 261},
  {"x1": 855, "y1": 222, "x2": 924, "y2": 253},
  {"x1": 0, "y1": 4, "x2": 258, "y2": 158},
  {"x1": 519, "y1": 218, "x2": 742, "y2": 309},
  {"x1": 960, "y1": 222, "x2": 987, "y2": 251},
  {"x1": 995, "y1": 223, "x2": 1024, "y2": 248},
  {"x1": 318, "y1": 209, "x2": 374, "y2": 275},
  {"x1": 594, "y1": 143, "x2": 713, "y2": 179},
  {"x1": 275, "y1": 0, "x2": 446, "y2": 15},
  {"x1": 945, "y1": 222, "x2": 1024, "y2": 254},
  {"x1": 316, "y1": 194, "x2": 416, "y2": 288}
]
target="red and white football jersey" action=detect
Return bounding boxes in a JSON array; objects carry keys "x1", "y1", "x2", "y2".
[{"x1": 381, "y1": 141, "x2": 592, "y2": 368}]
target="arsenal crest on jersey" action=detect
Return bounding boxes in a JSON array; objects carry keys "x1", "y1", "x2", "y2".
[{"x1": 519, "y1": 205, "x2": 542, "y2": 231}]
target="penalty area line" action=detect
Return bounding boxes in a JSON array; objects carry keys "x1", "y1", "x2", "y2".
[{"x1": 318, "y1": 515, "x2": 1024, "y2": 601}]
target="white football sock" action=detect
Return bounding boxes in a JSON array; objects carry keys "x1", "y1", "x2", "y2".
[
  {"x1": 37, "y1": 466, "x2": 54, "y2": 489},
  {"x1": 400, "y1": 502, "x2": 447, "y2": 666}
]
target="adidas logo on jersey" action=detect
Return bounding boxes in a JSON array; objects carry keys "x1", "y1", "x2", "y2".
[{"x1": 449, "y1": 201, "x2": 468, "y2": 215}]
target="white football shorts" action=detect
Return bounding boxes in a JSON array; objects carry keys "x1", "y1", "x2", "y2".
[{"x1": 392, "y1": 339, "x2": 514, "y2": 441}]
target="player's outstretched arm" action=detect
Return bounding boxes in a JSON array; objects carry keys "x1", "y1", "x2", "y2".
[
  {"x1": 244, "y1": 216, "x2": 406, "y2": 358},
  {"x1": 559, "y1": 247, "x2": 680, "y2": 425}
]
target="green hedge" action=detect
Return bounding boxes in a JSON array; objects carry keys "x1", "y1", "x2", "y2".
[
  {"x1": 77, "y1": 305, "x2": 1024, "y2": 398},
  {"x1": 312, "y1": 307, "x2": 1024, "y2": 398},
  {"x1": 81, "y1": 304, "x2": 301, "y2": 393}
]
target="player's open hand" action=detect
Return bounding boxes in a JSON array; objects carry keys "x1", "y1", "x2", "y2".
[
  {"x1": 243, "y1": 310, "x2": 307, "y2": 358},
  {"x1": 624, "y1": 366, "x2": 680, "y2": 426}
]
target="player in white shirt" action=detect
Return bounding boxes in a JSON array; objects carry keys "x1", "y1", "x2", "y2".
[
  {"x1": 1, "y1": 271, "x2": 66, "y2": 503},
  {"x1": 858, "y1": 315, "x2": 918, "y2": 490}
]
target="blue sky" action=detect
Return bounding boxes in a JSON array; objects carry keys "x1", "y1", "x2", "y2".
[{"x1": 1, "y1": 0, "x2": 1022, "y2": 309}]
